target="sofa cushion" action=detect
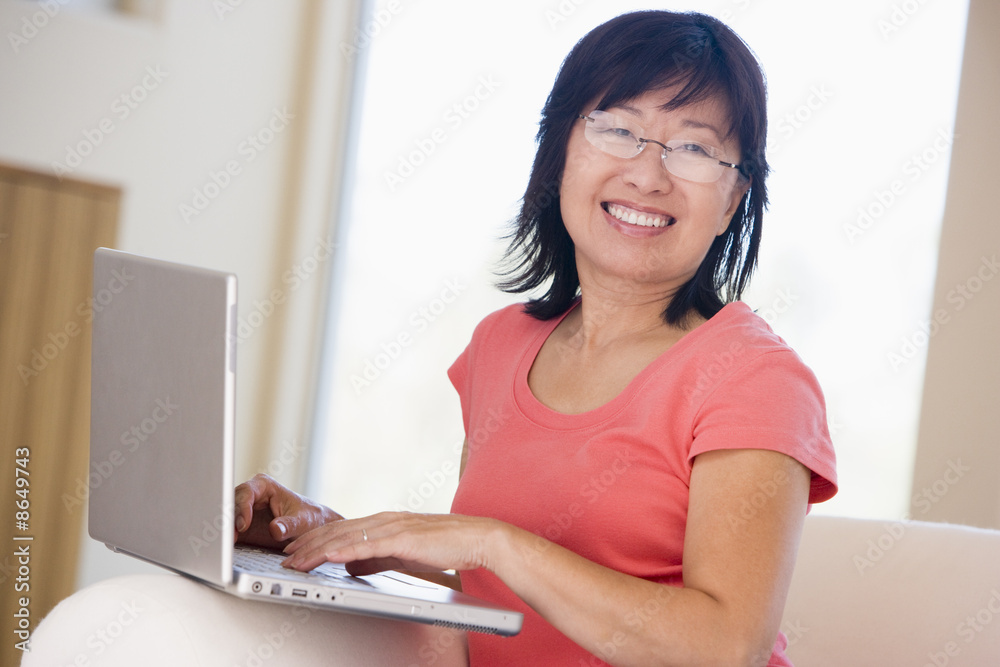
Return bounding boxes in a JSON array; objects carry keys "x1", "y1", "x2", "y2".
[
  {"x1": 783, "y1": 515, "x2": 1000, "y2": 666},
  {"x1": 22, "y1": 573, "x2": 468, "y2": 667}
]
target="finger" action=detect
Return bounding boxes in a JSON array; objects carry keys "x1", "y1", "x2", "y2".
[
  {"x1": 233, "y1": 481, "x2": 256, "y2": 534},
  {"x1": 268, "y1": 518, "x2": 287, "y2": 542},
  {"x1": 235, "y1": 474, "x2": 276, "y2": 527},
  {"x1": 283, "y1": 541, "x2": 354, "y2": 571},
  {"x1": 345, "y1": 557, "x2": 407, "y2": 577},
  {"x1": 284, "y1": 525, "x2": 374, "y2": 570},
  {"x1": 284, "y1": 513, "x2": 386, "y2": 552},
  {"x1": 244, "y1": 473, "x2": 282, "y2": 501},
  {"x1": 282, "y1": 513, "x2": 416, "y2": 570},
  {"x1": 283, "y1": 521, "x2": 354, "y2": 556},
  {"x1": 271, "y1": 514, "x2": 315, "y2": 542}
]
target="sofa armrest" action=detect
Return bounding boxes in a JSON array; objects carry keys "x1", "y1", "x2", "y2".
[
  {"x1": 21, "y1": 573, "x2": 469, "y2": 666},
  {"x1": 783, "y1": 515, "x2": 1000, "y2": 667}
]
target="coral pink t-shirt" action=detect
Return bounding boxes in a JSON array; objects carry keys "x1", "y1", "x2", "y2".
[{"x1": 449, "y1": 301, "x2": 837, "y2": 666}]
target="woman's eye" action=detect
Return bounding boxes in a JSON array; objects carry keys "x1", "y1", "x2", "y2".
[
  {"x1": 677, "y1": 143, "x2": 712, "y2": 156},
  {"x1": 596, "y1": 126, "x2": 635, "y2": 140}
]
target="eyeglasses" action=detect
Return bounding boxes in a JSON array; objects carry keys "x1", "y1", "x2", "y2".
[{"x1": 577, "y1": 110, "x2": 741, "y2": 183}]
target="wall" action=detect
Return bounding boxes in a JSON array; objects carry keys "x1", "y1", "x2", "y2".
[
  {"x1": 911, "y1": 0, "x2": 1000, "y2": 528},
  {"x1": 0, "y1": 0, "x2": 360, "y2": 591}
]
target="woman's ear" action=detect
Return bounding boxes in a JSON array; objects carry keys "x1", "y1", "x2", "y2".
[{"x1": 718, "y1": 175, "x2": 751, "y2": 236}]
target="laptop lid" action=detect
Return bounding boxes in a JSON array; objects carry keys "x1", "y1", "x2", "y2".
[{"x1": 89, "y1": 247, "x2": 237, "y2": 587}]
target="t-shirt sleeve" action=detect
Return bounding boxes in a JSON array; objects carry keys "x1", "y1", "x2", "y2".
[
  {"x1": 689, "y1": 349, "x2": 838, "y2": 504},
  {"x1": 448, "y1": 339, "x2": 472, "y2": 435},
  {"x1": 447, "y1": 305, "x2": 513, "y2": 437}
]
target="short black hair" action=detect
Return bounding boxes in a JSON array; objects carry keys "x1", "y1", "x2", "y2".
[{"x1": 498, "y1": 10, "x2": 769, "y2": 326}]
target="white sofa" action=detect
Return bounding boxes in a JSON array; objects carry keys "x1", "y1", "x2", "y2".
[
  {"x1": 22, "y1": 515, "x2": 1000, "y2": 666},
  {"x1": 782, "y1": 515, "x2": 1000, "y2": 666},
  {"x1": 19, "y1": 572, "x2": 469, "y2": 666}
]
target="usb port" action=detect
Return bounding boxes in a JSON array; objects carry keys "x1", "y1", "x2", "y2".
[{"x1": 291, "y1": 588, "x2": 308, "y2": 598}]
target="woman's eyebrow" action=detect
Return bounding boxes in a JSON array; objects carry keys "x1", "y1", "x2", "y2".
[
  {"x1": 680, "y1": 118, "x2": 725, "y2": 140},
  {"x1": 612, "y1": 104, "x2": 728, "y2": 141},
  {"x1": 614, "y1": 103, "x2": 644, "y2": 119}
]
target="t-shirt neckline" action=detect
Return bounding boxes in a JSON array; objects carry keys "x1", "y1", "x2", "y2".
[{"x1": 513, "y1": 301, "x2": 749, "y2": 430}]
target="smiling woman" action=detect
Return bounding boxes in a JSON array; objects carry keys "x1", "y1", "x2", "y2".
[
  {"x1": 440, "y1": 13, "x2": 835, "y2": 664},
  {"x1": 241, "y1": 9, "x2": 838, "y2": 667}
]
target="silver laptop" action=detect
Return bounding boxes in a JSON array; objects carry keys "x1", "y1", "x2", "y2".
[{"x1": 88, "y1": 247, "x2": 522, "y2": 637}]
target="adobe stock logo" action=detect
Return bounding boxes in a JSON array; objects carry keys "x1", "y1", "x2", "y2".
[
  {"x1": 7, "y1": 0, "x2": 70, "y2": 54},
  {"x1": 887, "y1": 254, "x2": 999, "y2": 371},
  {"x1": 339, "y1": 0, "x2": 403, "y2": 61},
  {"x1": 769, "y1": 84, "x2": 834, "y2": 156},
  {"x1": 383, "y1": 77, "x2": 501, "y2": 192},
  {"x1": 853, "y1": 459, "x2": 970, "y2": 576},
  {"x1": 843, "y1": 127, "x2": 955, "y2": 244},
  {"x1": 878, "y1": 0, "x2": 933, "y2": 40},
  {"x1": 235, "y1": 236, "x2": 336, "y2": 343},
  {"x1": 179, "y1": 106, "x2": 295, "y2": 224},
  {"x1": 351, "y1": 278, "x2": 467, "y2": 394},
  {"x1": 62, "y1": 397, "x2": 179, "y2": 513},
  {"x1": 50, "y1": 65, "x2": 169, "y2": 179},
  {"x1": 544, "y1": 0, "x2": 587, "y2": 30},
  {"x1": 18, "y1": 266, "x2": 135, "y2": 386}
]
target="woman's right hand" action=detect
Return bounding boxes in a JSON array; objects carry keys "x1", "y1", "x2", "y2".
[{"x1": 233, "y1": 473, "x2": 343, "y2": 549}]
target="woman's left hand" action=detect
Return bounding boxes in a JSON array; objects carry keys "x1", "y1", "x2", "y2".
[{"x1": 280, "y1": 511, "x2": 503, "y2": 577}]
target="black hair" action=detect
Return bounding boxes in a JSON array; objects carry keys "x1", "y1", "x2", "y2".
[{"x1": 497, "y1": 10, "x2": 769, "y2": 326}]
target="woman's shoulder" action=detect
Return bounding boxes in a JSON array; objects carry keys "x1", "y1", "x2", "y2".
[
  {"x1": 694, "y1": 301, "x2": 795, "y2": 357},
  {"x1": 477, "y1": 301, "x2": 532, "y2": 326},
  {"x1": 468, "y1": 300, "x2": 564, "y2": 343},
  {"x1": 670, "y1": 301, "x2": 816, "y2": 392}
]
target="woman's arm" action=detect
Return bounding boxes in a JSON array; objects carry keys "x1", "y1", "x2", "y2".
[
  {"x1": 281, "y1": 447, "x2": 811, "y2": 667},
  {"x1": 491, "y1": 448, "x2": 809, "y2": 666}
]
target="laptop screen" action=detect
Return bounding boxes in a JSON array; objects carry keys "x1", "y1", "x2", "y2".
[{"x1": 89, "y1": 248, "x2": 238, "y2": 587}]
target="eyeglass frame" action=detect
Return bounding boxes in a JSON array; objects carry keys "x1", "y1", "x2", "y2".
[{"x1": 576, "y1": 111, "x2": 743, "y2": 183}]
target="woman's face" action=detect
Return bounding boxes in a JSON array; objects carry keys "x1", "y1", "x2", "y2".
[{"x1": 559, "y1": 87, "x2": 748, "y2": 304}]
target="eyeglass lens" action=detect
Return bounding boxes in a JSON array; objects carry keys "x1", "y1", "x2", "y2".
[{"x1": 580, "y1": 110, "x2": 738, "y2": 183}]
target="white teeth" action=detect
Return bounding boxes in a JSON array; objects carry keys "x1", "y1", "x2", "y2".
[{"x1": 607, "y1": 204, "x2": 671, "y2": 228}]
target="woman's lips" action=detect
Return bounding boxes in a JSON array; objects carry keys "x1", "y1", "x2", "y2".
[
  {"x1": 603, "y1": 202, "x2": 676, "y2": 228},
  {"x1": 601, "y1": 202, "x2": 676, "y2": 237}
]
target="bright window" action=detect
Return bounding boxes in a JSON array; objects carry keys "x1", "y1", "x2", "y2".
[{"x1": 309, "y1": 0, "x2": 969, "y2": 522}]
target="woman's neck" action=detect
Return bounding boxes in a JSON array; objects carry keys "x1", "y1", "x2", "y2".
[{"x1": 563, "y1": 286, "x2": 704, "y2": 353}]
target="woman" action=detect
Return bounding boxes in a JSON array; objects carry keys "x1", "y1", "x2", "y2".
[{"x1": 235, "y1": 10, "x2": 837, "y2": 666}]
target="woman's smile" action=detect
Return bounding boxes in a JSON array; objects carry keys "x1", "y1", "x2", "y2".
[{"x1": 601, "y1": 201, "x2": 677, "y2": 239}]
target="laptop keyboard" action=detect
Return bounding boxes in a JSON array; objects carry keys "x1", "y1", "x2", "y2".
[{"x1": 233, "y1": 546, "x2": 375, "y2": 588}]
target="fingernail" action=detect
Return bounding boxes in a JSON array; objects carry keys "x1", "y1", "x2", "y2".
[
  {"x1": 275, "y1": 522, "x2": 287, "y2": 538},
  {"x1": 236, "y1": 515, "x2": 246, "y2": 532}
]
